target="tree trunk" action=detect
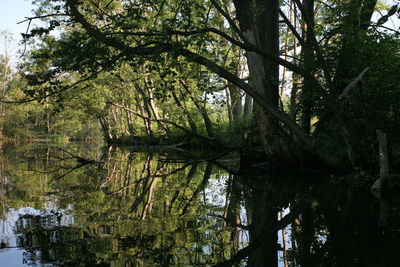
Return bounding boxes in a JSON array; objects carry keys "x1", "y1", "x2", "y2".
[
  {"x1": 135, "y1": 91, "x2": 154, "y2": 141},
  {"x1": 46, "y1": 98, "x2": 51, "y2": 135},
  {"x1": 229, "y1": 83, "x2": 243, "y2": 121},
  {"x1": 243, "y1": 93, "x2": 253, "y2": 118},
  {"x1": 300, "y1": 0, "x2": 315, "y2": 134},
  {"x1": 0, "y1": 51, "x2": 10, "y2": 139},
  {"x1": 225, "y1": 85, "x2": 233, "y2": 123},
  {"x1": 179, "y1": 80, "x2": 215, "y2": 138},
  {"x1": 280, "y1": 0, "x2": 294, "y2": 103},
  {"x1": 143, "y1": 78, "x2": 171, "y2": 137},
  {"x1": 125, "y1": 103, "x2": 135, "y2": 136},
  {"x1": 98, "y1": 116, "x2": 113, "y2": 141},
  {"x1": 371, "y1": 130, "x2": 390, "y2": 227},
  {"x1": 289, "y1": 0, "x2": 300, "y2": 122},
  {"x1": 234, "y1": 0, "x2": 284, "y2": 157},
  {"x1": 230, "y1": 48, "x2": 244, "y2": 121},
  {"x1": 328, "y1": 0, "x2": 378, "y2": 167},
  {"x1": 171, "y1": 90, "x2": 198, "y2": 133}
]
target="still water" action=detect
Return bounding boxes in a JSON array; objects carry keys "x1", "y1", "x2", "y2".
[{"x1": 0, "y1": 142, "x2": 399, "y2": 266}]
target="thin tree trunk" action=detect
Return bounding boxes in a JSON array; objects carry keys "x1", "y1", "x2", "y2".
[
  {"x1": 289, "y1": 0, "x2": 300, "y2": 121},
  {"x1": 0, "y1": 53, "x2": 10, "y2": 139},
  {"x1": 300, "y1": 0, "x2": 315, "y2": 134},
  {"x1": 135, "y1": 88, "x2": 154, "y2": 141},
  {"x1": 231, "y1": 47, "x2": 244, "y2": 121},
  {"x1": 280, "y1": 0, "x2": 293, "y2": 102},
  {"x1": 98, "y1": 116, "x2": 113, "y2": 141},
  {"x1": 371, "y1": 130, "x2": 390, "y2": 227},
  {"x1": 243, "y1": 93, "x2": 253, "y2": 118},
  {"x1": 225, "y1": 85, "x2": 233, "y2": 123},
  {"x1": 143, "y1": 78, "x2": 171, "y2": 137},
  {"x1": 179, "y1": 80, "x2": 215, "y2": 138},
  {"x1": 125, "y1": 104, "x2": 135, "y2": 136},
  {"x1": 171, "y1": 90, "x2": 198, "y2": 133},
  {"x1": 46, "y1": 98, "x2": 51, "y2": 135},
  {"x1": 229, "y1": 84, "x2": 243, "y2": 121}
]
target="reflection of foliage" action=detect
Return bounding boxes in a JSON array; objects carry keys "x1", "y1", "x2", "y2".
[
  {"x1": 15, "y1": 213, "x2": 99, "y2": 266},
  {"x1": 1, "y1": 143, "x2": 245, "y2": 266},
  {"x1": 1, "y1": 144, "x2": 400, "y2": 266}
]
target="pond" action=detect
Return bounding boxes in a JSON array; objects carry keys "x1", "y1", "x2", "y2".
[{"x1": 0, "y1": 142, "x2": 399, "y2": 266}]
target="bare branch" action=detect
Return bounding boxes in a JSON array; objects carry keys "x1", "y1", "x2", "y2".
[
  {"x1": 338, "y1": 67, "x2": 369, "y2": 100},
  {"x1": 17, "y1": 14, "x2": 68, "y2": 24},
  {"x1": 279, "y1": 9, "x2": 306, "y2": 48},
  {"x1": 210, "y1": 0, "x2": 245, "y2": 41},
  {"x1": 292, "y1": 0, "x2": 334, "y2": 87}
]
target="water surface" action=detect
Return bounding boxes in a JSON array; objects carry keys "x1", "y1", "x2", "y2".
[{"x1": 0, "y1": 143, "x2": 399, "y2": 266}]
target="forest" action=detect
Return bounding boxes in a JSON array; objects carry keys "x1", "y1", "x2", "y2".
[
  {"x1": 0, "y1": 0, "x2": 399, "y2": 169},
  {"x1": 0, "y1": 0, "x2": 400, "y2": 266}
]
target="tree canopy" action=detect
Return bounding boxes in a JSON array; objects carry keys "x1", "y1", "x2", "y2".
[{"x1": 0, "y1": 0, "x2": 399, "y2": 171}]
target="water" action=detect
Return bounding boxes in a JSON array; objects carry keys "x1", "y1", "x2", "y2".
[{"x1": 0, "y1": 142, "x2": 399, "y2": 266}]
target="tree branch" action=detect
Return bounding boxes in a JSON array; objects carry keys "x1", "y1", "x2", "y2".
[
  {"x1": 65, "y1": 0, "x2": 343, "y2": 168},
  {"x1": 0, "y1": 68, "x2": 104, "y2": 104},
  {"x1": 110, "y1": 102, "x2": 215, "y2": 141},
  {"x1": 338, "y1": 67, "x2": 369, "y2": 100},
  {"x1": 210, "y1": 0, "x2": 245, "y2": 41},
  {"x1": 279, "y1": 9, "x2": 306, "y2": 48},
  {"x1": 292, "y1": 0, "x2": 334, "y2": 87}
]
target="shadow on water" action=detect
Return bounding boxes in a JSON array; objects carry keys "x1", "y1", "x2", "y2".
[{"x1": 0, "y1": 142, "x2": 399, "y2": 266}]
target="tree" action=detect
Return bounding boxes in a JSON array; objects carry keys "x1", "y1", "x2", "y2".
[
  {"x1": 233, "y1": 0, "x2": 283, "y2": 157},
  {"x1": 0, "y1": 30, "x2": 16, "y2": 139},
  {"x1": 11, "y1": 0, "x2": 400, "y2": 170}
]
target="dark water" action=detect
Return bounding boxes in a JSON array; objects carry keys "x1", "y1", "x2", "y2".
[{"x1": 0, "y1": 143, "x2": 399, "y2": 266}]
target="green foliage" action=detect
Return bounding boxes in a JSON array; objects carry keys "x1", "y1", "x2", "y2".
[
  {"x1": 4, "y1": 0, "x2": 242, "y2": 148},
  {"x1": 1, "y1": 0, "x2": 399, "y2": 168},
  {"x1": 2, "y1": 144, "x2": 400, "y2": 266},
  {"x1": 0, "y1": 73, "x2": 103, "y2": 140},
  {"x1": 0, "y1": 144, "x2": 246, "y2": 266},
  {"x1": 295, "y1": 1, "x2": 400, "y2": 162},
  {"x1": 215, "y1": 116, "x2": 259, "y2": 150}
]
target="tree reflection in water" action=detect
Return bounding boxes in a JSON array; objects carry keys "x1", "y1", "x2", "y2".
[{"x1": 0, "y1": 143, "x2": 399, "y2": 266}]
